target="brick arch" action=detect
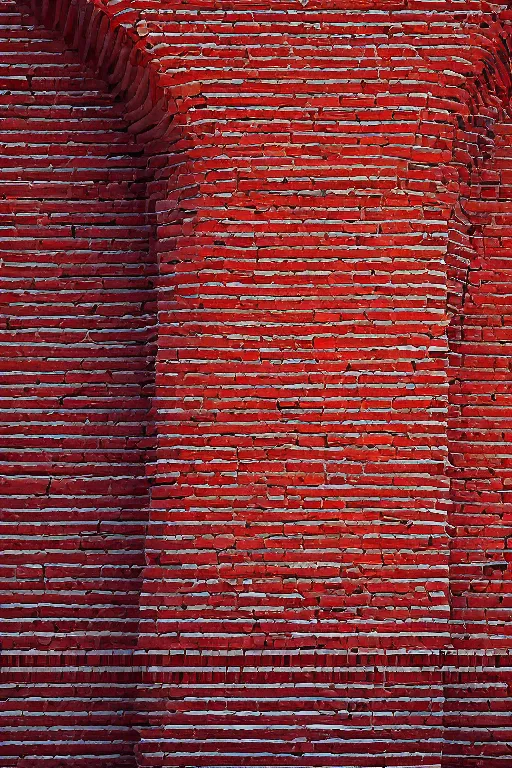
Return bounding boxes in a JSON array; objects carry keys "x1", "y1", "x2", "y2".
[{"x1": 26, "y1": 0, "x2": 173, "y2": 140}]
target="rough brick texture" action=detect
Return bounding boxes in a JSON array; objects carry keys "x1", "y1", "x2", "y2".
[
  {"x1": 0, "y1": 2, "x2": 158, "y2": 764},
  {"x1": 1, "y1": 0, "x2": 512, "y2": 766}
]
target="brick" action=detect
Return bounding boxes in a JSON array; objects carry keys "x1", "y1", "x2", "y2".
[{"x1": 2, "y1": 0, "x2": 512, "y2": 766}]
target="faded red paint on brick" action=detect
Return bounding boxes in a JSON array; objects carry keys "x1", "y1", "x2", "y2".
[{"x1": 1, "y1": 0, "x2": 512, "y2": 766}]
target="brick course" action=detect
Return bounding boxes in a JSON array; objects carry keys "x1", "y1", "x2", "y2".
[{"x1": 1, "y1": 0, "x2": 512, "y2": 766}]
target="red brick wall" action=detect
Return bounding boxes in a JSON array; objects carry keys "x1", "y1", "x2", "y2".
[
  {"x1": 447, "y1": 109, "x2": 512, "y2": 767},
  {"x1": 0, "y1": 2, "x2": 157, "y2": 763},
  {"x1": 1, "y1": 1, "x2": 512, "y2": 766}
]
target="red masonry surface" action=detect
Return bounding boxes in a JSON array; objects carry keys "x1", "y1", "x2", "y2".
[{"x1": 1, "y1": 0, "x2": 512, "y2": 766}]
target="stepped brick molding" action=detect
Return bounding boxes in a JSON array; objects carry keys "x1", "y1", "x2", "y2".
[{"x1": 1, "y1": 1, "x2": 512, "y2": 766}]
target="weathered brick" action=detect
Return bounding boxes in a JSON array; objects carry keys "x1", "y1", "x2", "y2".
[{"x1": 2, "y1": 0, "x2": 512, "y2": 766}]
